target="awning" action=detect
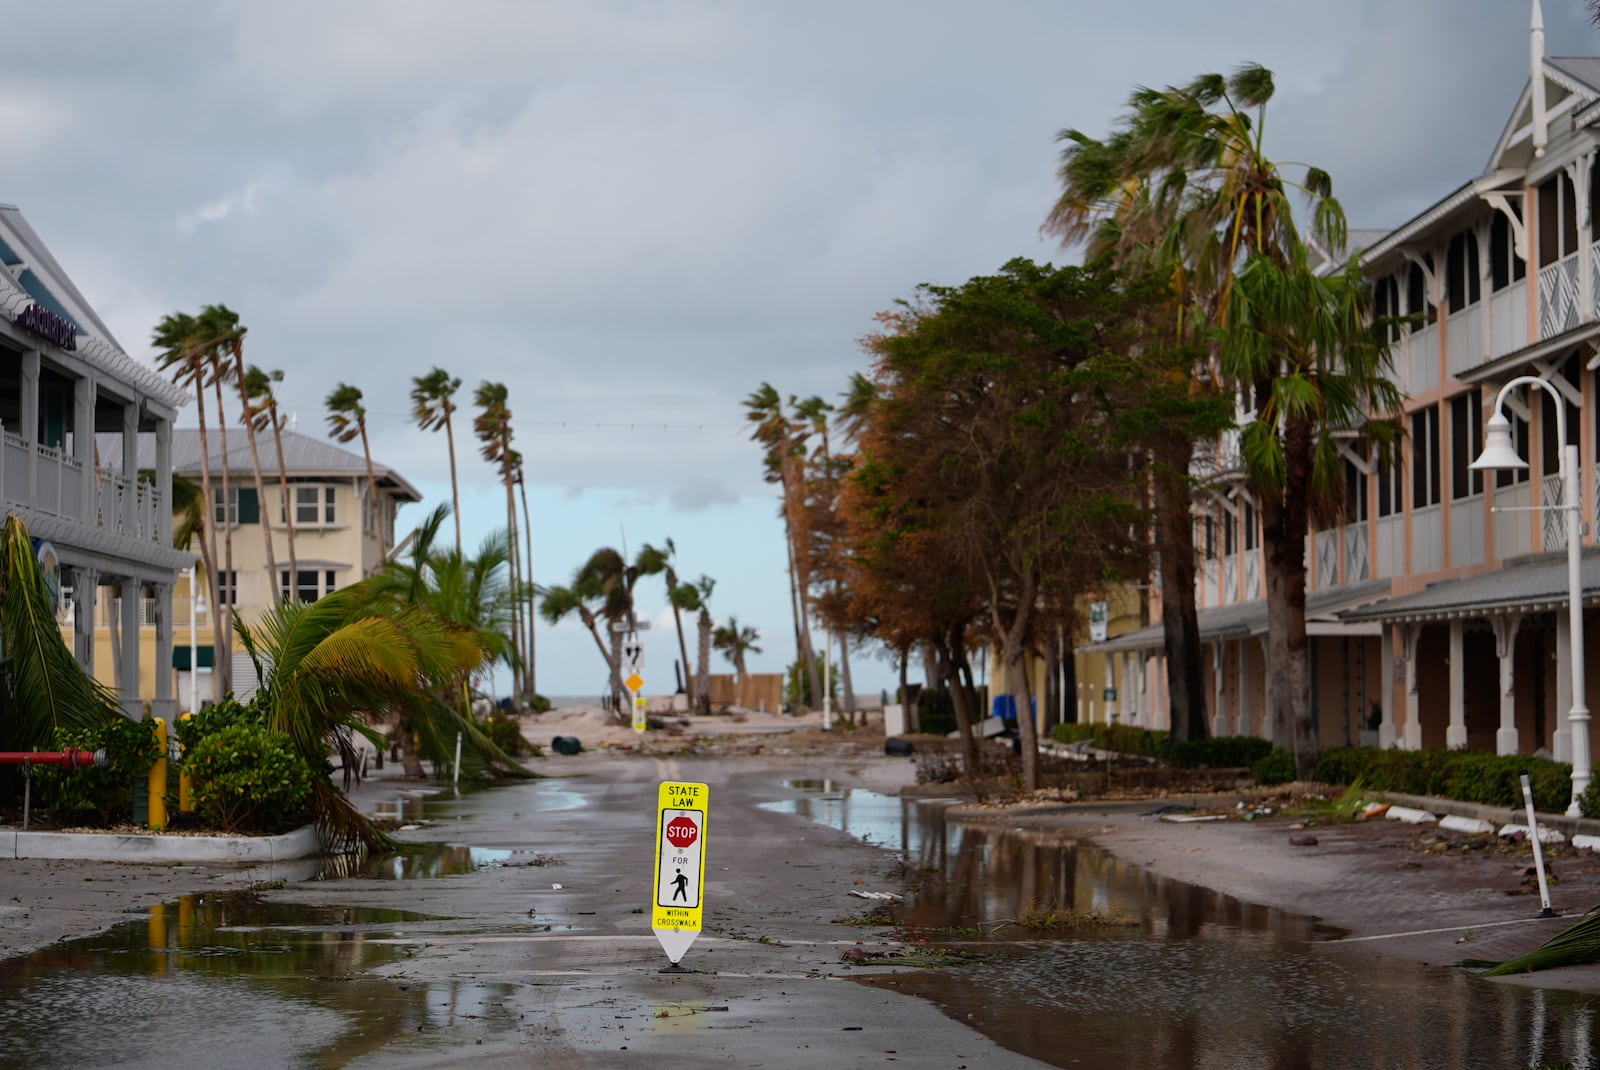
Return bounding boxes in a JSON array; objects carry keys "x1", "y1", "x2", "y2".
[
  {"x1": 1456, "y1": 322, "x2": 1600, "y2": 387},
  {"x1": 1339, "y1": 549, "x2": 1600, "y2": 626},
  {"x1": 172, "y1": 645, "x2": 214, "y2": 671},
  {"x1": 1079, "y1": 579, "x2": 1390, "y2": 655}
]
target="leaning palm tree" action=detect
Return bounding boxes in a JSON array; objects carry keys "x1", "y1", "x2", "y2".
[
  {"x1": 410, "y1": 367, "x2": 464, "y2": 553},
  {"x1": 325, "y1": 382, "x2": 386, "y2": 566},
  {"x1": 1046, "y1": 63, "x2": 1374, "y2": 758},
  {"x1": 154, "y1": 311, "x2": 232, "y2": 695},
  {"x1": 713, "y1": 617, "x2": 762, "y2": 680},
  {"x1": 194, "y1": 306, "x2": 240, "y2": 648},
  {"x1": 236, "y1": 584, "x2": 528, "y2": 849},
  {"x1": 244, "y1": 366, "x2": 298, "y2": 584},
  {"x1": 204, "y1": 305, "x2": 279, "y2": 591},
  {"x1": 473, "y1": 382, "x2": 523, "y2": 695},
  {"x1": 516, "y1": 463, "x2": 536, "y2": 697},
  {"x1": 538, "y1": 577, "x2": 616, "y2": 702},
  {"x1": 0, "y1": 516, "x2": 121, "y2": 752}
]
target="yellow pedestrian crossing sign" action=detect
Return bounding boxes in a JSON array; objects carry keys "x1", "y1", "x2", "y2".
[{"x1": 652, "y1": 781, "x2": 707, "y2": 965}]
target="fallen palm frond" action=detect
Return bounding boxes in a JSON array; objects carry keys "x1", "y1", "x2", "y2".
[{"x1": 1461, "y1": 906, "x2": 1600, "y2": 975}]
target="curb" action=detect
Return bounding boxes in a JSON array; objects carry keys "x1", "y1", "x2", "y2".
[{"x1": 0, "y1": 824, "x2": 321, "y2": 864}]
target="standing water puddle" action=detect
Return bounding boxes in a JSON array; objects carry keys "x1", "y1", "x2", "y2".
[
  {"x1": 0, "y1": 893, "x2": 516, "y2": 1068},
  {"x1": 767, "y1": 781, "x2": 1600, "y2": 1069}
]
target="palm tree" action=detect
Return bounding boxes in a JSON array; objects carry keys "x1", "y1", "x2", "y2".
[
  {"x1": 234, "y1": 586, "x2": 521, "y2": 850},
  {"x1": 695, "y1": 583, "x2": 715, "y2": 715},
  {"x1": 473, "y1": 382, "x2": 523, "y2": 696},
  {"x1": 194, "y1": 306, "x2": 240, "y2": 652},
  {"x1": 571, "y1": 545, "x2": 665, "y2": 712},
  {"x1": 516, "y1": 464, "x2": 536, "y2": 698},
  {"x1": 244, "y1": 366, "x2": 298, "y2": 584},
  {"x1": 203, "y1": 305, "x2": 280, "y2": 593},
  {"x1": 745, "y1": 383, "x2": 820, "y2": 706},
  {"x1": 410, "y1": 368, "x2": 464, "y2": 553},
  {"x1": 325, "y1": 382, "x2": 386, "y2": 567},
  {"x1": 538, "y1": 576, "x2": 616, "y2": 701},
  {"x1": 643, "y1": 539, "x2": 696, "y2": 693},
  {"x1": 713, "y1": 617, "x2": 762, "y2": 680},
  {"x1": 794, "y1": 394, "x2": 854, "y2": 714},
  {"x1": 153, "y1": 311, "x2": 231, "y2": 695},
  {"x1": 1049, "y1": 64, "x2": 1397, "y2": 769}
]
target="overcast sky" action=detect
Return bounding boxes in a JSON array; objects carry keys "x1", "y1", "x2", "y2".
[{"x1": 3, "y1": 1, "x2": 1595, "y2": 698}]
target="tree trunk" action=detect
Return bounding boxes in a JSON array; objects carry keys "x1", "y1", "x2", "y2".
[
  {"x1": 608, "y1": 626, "x2": 625, "y2": 719},
  {"x1": 398, "y1": 721, "x2": 425, "y2": 778},
  {"x1": 271, "y1": 413, "x2": 298, "y2": 582},
  {"x1": 696, "y1": 608, "x2": 712, "y2": 714},
  {"x1": 190, "y1": 364, "x2": 228, "y2": 695},
  {"x1": 668, "y1": 576, "x2": 692, "y2": 697},
  {"x1": 897, "y1": 646, "x2": 912, "y2": 731},
  {"x1": 210, "y1": 373, "x2": 234, "y2": 696},
  {"x1": 518, "y1": 475, "x2": 536, "y2": 697},
  {"x1": 839, "y1": 634, "x2": 855, "y2": 716},
  {"x1": 502, "y1": 472, "x2": 521, "y2": 696},
  {"x1": 444, "y1": 411, "x2": 462, "y2": 553},
  {"x1": 937, "y1": 625, "x2": 979, "y2": 775},
  {"x1": 1154, "y1": 434, "x2": 1207, "y2": 741},
  {"x1": 361, "y1": 426, "x2": 387, "y2": 565},
  {"x1": 993, "y1": 571, "x2": 1040, "y2": 791},
  {"x1": 1276, "y1": 411, "x2": 1317, "y2": 777},
  {"x1": 233, "y1": 350, "x2": 277, "y2": 592}
]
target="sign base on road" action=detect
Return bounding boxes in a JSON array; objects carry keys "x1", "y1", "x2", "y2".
[{"x1": 654, "y1": 927, "x2": 698, "y2": 965}]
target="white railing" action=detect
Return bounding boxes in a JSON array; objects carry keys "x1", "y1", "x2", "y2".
[
  {"x1": 1244, "y1": 552, "x2": 1261, "y2": 599},
  {"x1": 1449, "y1": 498, "x2": 1486, "y2": 568},
  {"x1": 1315, "y1": 530, "x2": 1338, "y2": 588},
  {"x1": 1375, "y1": 515, "x2": 1404, "y2": 577},
  {"x1": 1407, "y1": 323, "x2": 1439, "y2": 396},
  {"x1": 1494, "y1": 482, "x2": 1534, "y2": 559},
  {"x1": 1222, "y1": 553, "x2": 1238, "y2": 602},
  {"x1": 1543, "y1": 472, "x2": 1566, "y2": 550},
  {"x1": 1489, "y1": 281, "x2": 1529, "y2": 361},
  {"x1": 1411, "y1": 505, "x2": 1443, "y2": 572},
  {"x1": 1344, "y1": 521, "x2": 1370, "y2": 582},
  {"x1": 1539, "y1": 251, "x2": 1581, "y2": 339},
  {"x1": 1445, "y1": 303, "x2": 1484, "y2": 379}
]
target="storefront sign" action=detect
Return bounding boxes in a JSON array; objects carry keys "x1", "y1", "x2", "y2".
[{"x1": 16, "y1": 303, "x2": 77, "y2": 351}]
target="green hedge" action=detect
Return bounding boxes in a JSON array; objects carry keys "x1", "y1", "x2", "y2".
[
  {"x1": 1311, "y1": 747, "x2": 1572, "y2": 813},
  {"x1": 32, "y1": 717, "x2": 162, "y2": 825}
]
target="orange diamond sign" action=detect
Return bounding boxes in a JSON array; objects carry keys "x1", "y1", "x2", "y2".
[{"x1": 626, "y1": 672, "x2": 644, "y2": 692}]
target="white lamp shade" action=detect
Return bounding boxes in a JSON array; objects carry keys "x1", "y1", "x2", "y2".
[{"x1": 1470, "y1": 412, "x2": 1529, "y2": 472}]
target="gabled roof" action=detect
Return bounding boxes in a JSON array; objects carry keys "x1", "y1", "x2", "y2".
[
  {"x1": 97, "y1": 428, "x2": 423, "y2": 502},
  {"x1": 0, "y1": 204, "x2": 188, "y2": 410}
]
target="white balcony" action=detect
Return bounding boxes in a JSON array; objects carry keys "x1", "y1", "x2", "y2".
[{"x1": 1539, "y1": 251, "x2": 1581, "y2": 340}]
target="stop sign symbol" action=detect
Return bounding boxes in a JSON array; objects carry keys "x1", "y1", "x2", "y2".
[{"x1": 665, "y1": 815, "x2": 698, "y2": 849}]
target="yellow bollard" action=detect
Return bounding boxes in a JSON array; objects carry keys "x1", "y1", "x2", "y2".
[
  {"x1": 147, "y1": 718, "x2": 168, "y2": 831},
  {"x1": 177, "y1": 713, "x2": 194, "y2": 814},
  {"x1": 148, "y1": 902, "x2": 168, "y2": 975}
]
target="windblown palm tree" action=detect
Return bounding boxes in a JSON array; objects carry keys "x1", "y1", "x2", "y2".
[
  {"x1": 205, "y1": 305, "x2": 279, "y2": 591},
  {"x1": 325, "y1": 382, "x2": 386, "y2": 566},
  {"x1": 410, "y1": 368, "x2": 464, "y2": 553},
  {"x1": 713, "y1": 617, "x2": 762, "y2": 680},
  {"x1": 473, "y1": 382, "x2": 524, "y2": 696},
  {"x1": 244, "y1": 366, "x2": 298, "y2": 583},
  {"x1": 538, "y1": 577, "x2": 615, "y2": 702},
  {"x1": 154, "y1": 310, "x2": 232, "y2": 695}
]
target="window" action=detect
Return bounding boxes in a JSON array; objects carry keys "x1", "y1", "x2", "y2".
[
  {"x1": 1540, "y1": 356, "x2": 1581, "y2": 481},
  {"x1": 1445, "y1": 231, "x2": 1481, "y2": 314},
  {"x1": 283, "y1": 485, "x2": 338, "y2": 526},
  {"x1": 1373, "y1": 275, "x2": 1402, "y2": 343},
  {"x1": 212, "y1": 486, "x2": 259, "y2": 526},
  {"x1": 215, "y1": 570, "x2": 238, "y2": 606},
  {"x1": 279, "y1": 568, "x2": 340, "y2": 603},
  {"x1": 1243, "y1": 500, "x2": 1259, "y2": 551},
  {"x1": 1489, "y1": 209, "x2": 1527, "y2": 291},
  {"x1": 1411, "y1": 406, "x2": 1441, "y2": 508},
  {"x1": 1203, "y1": 515, "x2": 1216, "y2": 560},
  {"x1": 1538, "y1": 173, "x2": 1581, "y2": 267},
  {"x1": 1377, "y1": 453, "x2": 1403, "y2": 518},
  {"x1": 1407, "y1": 261, "x2": 1435, "y2": 330},
  {"x1": 1222, "y1": 506, "x2": 1236, "y2": 555},
  {"x1": 1450, "y1": 393, "x2": 1484, "y2": 499},
  {"x1": 1343, "y1": 456, "x2": 1369, "y2": 523}
]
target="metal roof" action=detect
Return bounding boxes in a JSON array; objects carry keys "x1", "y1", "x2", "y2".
[
  {"x1": 1082, "y1": 579, "x2": 1390, "y2": 654},
  {"x1": 1339, "y1": 550, "x2": 1600, "y2": 625},
  {"x1": 1549, "y1": 57, "x2": 1600, "y2": 96},
  {"x1": 97, "y1": 428, "x2": 423, "y2": 502}
]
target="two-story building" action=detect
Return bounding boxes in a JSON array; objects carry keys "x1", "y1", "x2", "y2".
[
  {"x1": 1083, "y1": 15, "x2": 1600, "y2": 762},
  {"x1": 87, "y1": 427, "x2": 422, "y2": 706},
  {"x1": 0, "y1": 203, "x2": 193, "y2": 720}
]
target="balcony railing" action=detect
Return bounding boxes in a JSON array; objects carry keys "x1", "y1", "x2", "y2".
[
  {"x1": 0, "y1": 420, "x2": 165, "y2": 545},
  {"x1": 1539, "y1": 251, "x2": 1581, "y2": 339}
]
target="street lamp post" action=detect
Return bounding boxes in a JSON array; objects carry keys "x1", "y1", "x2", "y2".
[{"x1": 1470, "y1": 374, "x2": 1590, "y2": 815}]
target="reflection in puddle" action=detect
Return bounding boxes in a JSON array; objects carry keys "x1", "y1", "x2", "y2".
[
  {"x1": 371, "y1": 780, "x2": 586, "y2": 825},
  {"x1": 775, "y1": 781, "x2": 1600, "y2": 1070},
  {"x1": 0, "y1": 894, "x2": 515, "y2": 1068},
  {"x1": 314, "y1": 843, "x2": 560, "y2": 881}
]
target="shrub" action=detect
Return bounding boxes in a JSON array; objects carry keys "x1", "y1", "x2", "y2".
[
  {"x1": 1310, "y1": 746, "x2": 1572, "y2": 813},
  {"x1": 32, "y1": 717, "x2": 162, "y2": 824},
  {"x1": 185, "y1": 723, "x2": 313, "y2": 833},
  {"x1": 1253, "y1": 748, "x2": 1296, "y2": 786},
  {"x1": 479, "y1": 713, "x2": 527, "y2": 757},
  {"x1": 1580, "y1": 778, "x2": 1600, "y2": 819},
  {"x1": 1163, "y1": 736, "x2": 1274, "y2": 769},
  {"x1": 173, "y1": 694, "x2": 263, "y2": 757}
]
